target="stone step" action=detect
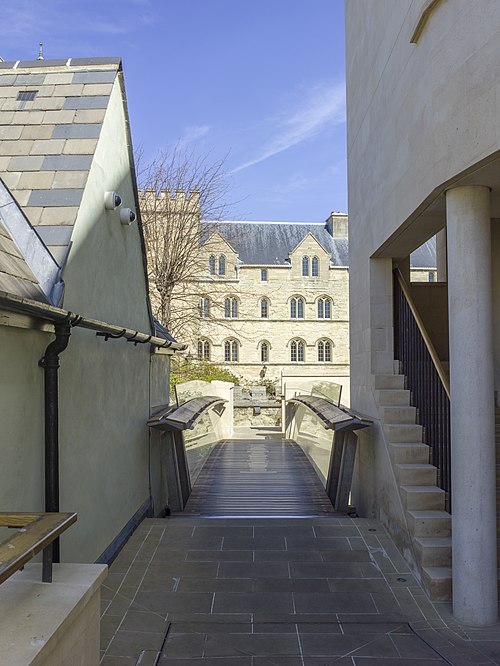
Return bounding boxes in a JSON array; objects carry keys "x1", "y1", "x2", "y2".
[
  {"x1": 380, "y1": 406, "x2": 416, "y2": 424},
  {"x1": 389, "y1": 443, "x2": 430, "y2": 464},
  {"x1": 394, "y1": 463, "x2": 437, "y2": 486},
  {"x1": 374, "y1": 374, "x2": 406, "y2": 390},
  {"x1": 376, "y1": 389, "x2": 411, "y2": 406},
  {"x1": 400, "y1": 485, "x2": 445, "y2": 511},
  {"x1": 384, "y1": 423, "x2": 423, "y2": 443},
  {"x1": 414, "y1": 537, "x2": 452, "y2": 567},
  {"x1": 407, "y1": 510, "x2": 451, "y2": 537},
  {"x1": 422, "y1": 567, "x2": 452, "y2": 601}
]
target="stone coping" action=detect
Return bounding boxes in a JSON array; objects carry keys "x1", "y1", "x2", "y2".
[{"x1": 0, "y1": 562, "x2": 107, "y2": 664}]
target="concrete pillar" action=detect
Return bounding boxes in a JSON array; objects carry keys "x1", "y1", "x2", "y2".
[{"x1": 446, "y1": 185, "x2": 498, "y2": 626}]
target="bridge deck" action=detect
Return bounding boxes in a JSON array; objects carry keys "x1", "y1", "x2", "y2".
[{"x1": 183, "y1": 437, "x2": 337, "y2": 516}]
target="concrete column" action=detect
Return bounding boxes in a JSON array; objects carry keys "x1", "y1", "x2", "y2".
[{"x1": 446, "y1": 185, "x2": 498, "y2": 626}]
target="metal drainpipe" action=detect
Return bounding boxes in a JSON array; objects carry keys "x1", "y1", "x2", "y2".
[{"x1": 39, "y1": 322, "x2": 71, "y2": 563}]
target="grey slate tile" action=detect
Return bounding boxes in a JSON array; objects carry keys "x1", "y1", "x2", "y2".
[
  {"x1": 52, "y1": 123, "x2": 102, "y2": 139},
  {"x1": 17, "y1": 60, "x2": 66, "y2": 69},
  {"x1": 8, "y1": 155, "x2": 45, "y2": 171},
  {"x1": 0, "y1": 75, "x2": 16, "y2": 86},
  {"x1": 35, "y1": 225, "x2": 73, "y2": 246},
  {"x1": 72, "y1": 70, "x2": 118, "y2": 84},
  {"x1": 14, "y1": 73, "x2": 46, "y2": 84},
  {"x1": 42, "y1": 154, "x2": 93, "y2": 171},
  {"x1": 64, "y1": 95, "x2": 110, "y2": 109},
  {"x1": 70, "y1": 57, "x2": 121, "y2": 67},
  {"x1": 28, "y1": 188, "x2": 84, "y2": 207}
]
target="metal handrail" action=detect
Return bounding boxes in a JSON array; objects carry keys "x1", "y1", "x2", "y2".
[
  {"x1": 393, "y1": 269, "x2": 451, "y2": 496},
  {"x1": 394, "y1": 269, "x2": 450, "y2": 398}
]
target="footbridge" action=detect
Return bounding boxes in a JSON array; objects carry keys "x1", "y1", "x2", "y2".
[{"x1": 98, "y1": 381, "x2": 490, "y2": 665}]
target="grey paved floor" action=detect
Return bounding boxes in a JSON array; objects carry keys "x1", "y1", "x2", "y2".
[
  {"x1": 100, "y1": 436, "x2": 500, "y2": 665},
  {"x1": 100, "y1": 517, "x2": 500, "y2": 665}
]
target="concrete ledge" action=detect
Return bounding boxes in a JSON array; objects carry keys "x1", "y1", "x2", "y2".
[{"x1": 0, "y1": 562, "x2": 107, "y2": 665}]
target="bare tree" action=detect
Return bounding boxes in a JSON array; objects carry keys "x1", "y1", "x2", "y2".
[{"x1": 138, "y1": 147, "x2": 243, "y2": 341}]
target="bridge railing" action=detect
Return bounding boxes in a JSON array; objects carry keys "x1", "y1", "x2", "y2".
[
  {"x1": 147, "y1": 380, "x2": 233, "y2": 511},
  {"x1": 285, "y1": 393, "x2": 371, "y2": 513}
]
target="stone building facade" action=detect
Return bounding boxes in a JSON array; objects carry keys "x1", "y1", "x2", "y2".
[
  {"x1": 191, "y1": 214, "x2": 350, "y2": 387},
  {"x1": 140, "y1": 191, "x2": 436, "y2": 391}
]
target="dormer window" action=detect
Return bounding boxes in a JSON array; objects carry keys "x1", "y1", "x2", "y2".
[
  {"x1": 311, "y1": 257, "x2": 319, "y2": 277},
  {"x1": 218, "y1": 255, "x2": 226, "y2": 276},
  {"x1": 302, "y1": 256, "x2": 309, "y2": 276},
  {"x1": 209, "y1": 255, "x2": 216, "y2": 275}
]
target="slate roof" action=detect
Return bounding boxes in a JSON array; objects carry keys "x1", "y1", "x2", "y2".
[
  {"x1": 0, "y1": 218, "x2": 46, "y2": 301},
  {"x1": 203, "y1": 220, "x2": 437, "y2": 270},
  {"x1": 0, "y1": 57, "x2": 120, "y2": 266},
  {"x1": 203, "y1": 221, "x2": 350, "y2": 266}
]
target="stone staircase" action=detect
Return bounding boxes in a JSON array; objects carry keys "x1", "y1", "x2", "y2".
[{"x1": 375, "y1": 373, "x2": 452, "y2": 600}]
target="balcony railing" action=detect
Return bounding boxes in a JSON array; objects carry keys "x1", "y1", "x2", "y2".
[
  {"x1": 0, "y1": 512, "x2": 77, "y2": 585},
  {"x1": 393, "y1": 269, "x2": 451, "y2": 496}
]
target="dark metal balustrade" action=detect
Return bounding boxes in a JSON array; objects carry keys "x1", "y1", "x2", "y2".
[{"x1": 393, "y1": 269, "x2": 451, "y2": 496}]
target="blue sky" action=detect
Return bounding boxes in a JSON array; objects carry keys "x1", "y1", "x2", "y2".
[{"x1": 1, "y1": 0, "x2": 346, "y2": 221}]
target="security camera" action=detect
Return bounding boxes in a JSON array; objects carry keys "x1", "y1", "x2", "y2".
[
  {"x1": 104, "y1": 191, "x2": 122, "y2": 210},
  {"x1": 120, "y1": 208, "x2": 136, "y2": 225}
]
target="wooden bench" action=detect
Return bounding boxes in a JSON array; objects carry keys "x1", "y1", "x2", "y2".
[
  {"x1": 0, "y1": 512, "x2": 77, "y2": 585},
  {"x1": 286, "y1": 396, "x2": 371, "y2": 513}
]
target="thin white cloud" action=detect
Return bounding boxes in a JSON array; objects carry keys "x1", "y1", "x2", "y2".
[
  {"x1": 178, "y1": 124, "x2": 211, "y2": 148},
  {"x1": 231, "y1": 81, "x2": 345, "y2": 174}
]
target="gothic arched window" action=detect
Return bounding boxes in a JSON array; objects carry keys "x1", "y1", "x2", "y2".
[
  {"x1": 224, "y1": 339, "x2": 239, "y2": 362},
  {"x1": 290, "y1": 339, "x2": 305, "y2": 362},
  {"x1": 261, "y1": 298, "x2": 269, "y2": 318},
  {"x1": 290, "y1": 297, "x2": 304, "y2": 319}
]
